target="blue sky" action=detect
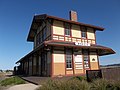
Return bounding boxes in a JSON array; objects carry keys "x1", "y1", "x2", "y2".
[{"x1": 0, "y1": 0, "x2": 120, "y2": 70}]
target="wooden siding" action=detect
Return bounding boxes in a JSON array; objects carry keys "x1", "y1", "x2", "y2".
[{"x1": 52, "y1": 20, "x2": 96, "y2": 44}]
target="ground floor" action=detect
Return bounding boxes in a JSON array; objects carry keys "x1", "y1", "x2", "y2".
[
  {"x1": 15, "y1": 40, "x2": 115, "y2": 77},
  {"x1": 15, "y1": 47, "x2": 100, "y2": 77}
]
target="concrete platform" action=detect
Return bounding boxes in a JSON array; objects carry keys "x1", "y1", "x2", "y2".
[
  {"x1": 21, "y1": 76, "x2": 50, "y2": 85},
  {"x1": 20, "y1": 76, "x2": 73, "y2": 85}
]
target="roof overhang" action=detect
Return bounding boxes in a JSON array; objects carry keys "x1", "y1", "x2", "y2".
[
  {"x1": 16, "y1": 40, "x2": 115, "y2": 64},
  {"x1": 16, "y1": 42, "x2": 44, "y2": 64},
  {"x1": 27, "y1": 14, "x2": 104, "y2": 42},
  {"x1": 44, "y1": 40, "x2": 115, "y2": 56}
]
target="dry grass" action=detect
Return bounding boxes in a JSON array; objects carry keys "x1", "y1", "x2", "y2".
[
  {"x1": 37, "y1": 77, "x2": 120, "y2": 90},
  {"x1": 37, "y1": 78, "x2": 90, "y2": 90}
]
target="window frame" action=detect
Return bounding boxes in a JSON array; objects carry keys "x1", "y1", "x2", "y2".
[
  {"x1": 66, "y1": 49, "x2": 73, "y2": 69},
  {"x1": 81, "y1": 26, "x2": 87, "y2": 38},
  {"x1": 43, "y1": 27, "x2": 47, "y2": 40},
  {"x1": 83, "y1": 49, "x2": 90, "y2": 69},
  {"x1": 64, "y1": 23, "x2": 71, "y2": 36}
]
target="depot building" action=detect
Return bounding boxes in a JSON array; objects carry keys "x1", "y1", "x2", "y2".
[{"x1": 15, "y1": 11, "x2": 115, "y2": 77}]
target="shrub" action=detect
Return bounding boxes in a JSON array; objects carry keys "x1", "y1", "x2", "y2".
[
  {"x1": 66, "y1": 79, "x2": 90, "y2": 90},
  {"x1": 111, "y1": 80, "x2": 120, "y2": 90},
  {"x1": 90, "y1": 79, "x2": 120, "y2": 90},
  {"x1": 37, "y1": 79, "x2": 60, "y2": 90},
  {"x1": 0, "y1": 76, "x2": 25, "y2": 86},
  {"x1": 74, "y1": 76, "x2": 86, "y2": 81}
]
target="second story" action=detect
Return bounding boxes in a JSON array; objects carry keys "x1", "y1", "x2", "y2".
[{"x1": 27, "y1": 11, "x2": 104, "y2": 49}]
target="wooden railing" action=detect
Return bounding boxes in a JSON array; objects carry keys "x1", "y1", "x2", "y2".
[
  {"x1": 53, "y1": 34, "x2": 96, "y2": 44},
  {"x1": 34, "y1": 34, "x2": 96, "y2": 49}
]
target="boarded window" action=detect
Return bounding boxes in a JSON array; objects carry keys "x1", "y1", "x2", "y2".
[{"x1": 86, "y1": 70, "x2": 102, "y2": 82}]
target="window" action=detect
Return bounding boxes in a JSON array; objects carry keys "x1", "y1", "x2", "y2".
[
  {"x1": 66, "y1": 49, "x2": 72, "y2": 69},
  {"x1": 43, "y1": 27, "x2": 47, "y2": 40},
  {"x1": 81, "y1": 26, "x2": 87, "y2": 38},
  {"x1": 65, "y1": 23, "x2": 71, "y2": 36},
  {"x1": 83, "y1": 49, "x2": 89, "y2": 69}
]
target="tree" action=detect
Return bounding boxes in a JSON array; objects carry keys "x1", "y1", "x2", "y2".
[{"x1": 0, "y1": 69, "x2": 3, "y2": 72}]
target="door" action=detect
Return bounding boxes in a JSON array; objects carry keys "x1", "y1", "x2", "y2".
[{"x1": 41, "y1": 52, "x2": 47, "y2": 76}]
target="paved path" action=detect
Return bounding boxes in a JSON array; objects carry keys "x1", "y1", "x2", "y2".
[{"x1": 6, "y1": 83, "x2": 39, "y2": 90}]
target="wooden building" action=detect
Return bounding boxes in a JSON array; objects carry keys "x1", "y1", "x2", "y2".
[{"x1": 15, "y1": 11, "x2": 115, "y2": 77}]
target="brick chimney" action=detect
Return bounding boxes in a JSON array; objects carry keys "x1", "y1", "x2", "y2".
[{"x1": 69, "y1": 10, "x2": 78, "y2": 22}]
